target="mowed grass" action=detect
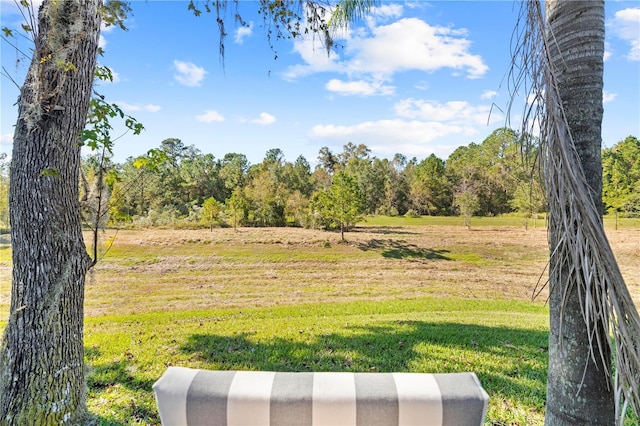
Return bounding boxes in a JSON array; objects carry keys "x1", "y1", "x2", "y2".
[
  {"x1": 0, "y1": 218, "x2": 639, "y2": 424},
  {"x1": 85, "y1": 299, "x2": 548, "y2": 425}
]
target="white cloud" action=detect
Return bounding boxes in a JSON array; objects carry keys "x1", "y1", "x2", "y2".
[
  {"x1": 252, "y1": 112, "x2": 276, "y2": 125},
  {"x1": 108, "y1": 69, "x2": 121, "y2": 83},
  {"x1": 99, "y1": 35, "x2": 108, "y2": 50},
  {"x1": 309, "y1": 94, "x2": 502, "y2": 158},
  {"x1": 394, "y1": 98, "x2": 496, "y2": 126},
  {"x1": 481, "y1": 90, "x2": 498, "y2": 100},
  {"x1": 365, "y1": 3, "x2": 404, "y2": 25},
  {"x1": 309, "y1": 120, "x2": 471, "y2": 159},
  {"x1": 603, "y1": 42, "x2": 612, "y2": 62},
  {"x1": 1, "y1": 133, "x2": 13, "y2": 146},
  {"x1": 235, "y1": 22, "x2": 253, "y2": 44},
  {"x1": 609, "y1": 8, "x2": 640, "y2": 61},
  {"x1": 603, "y1": 91, "x2": 617, "y2": 104},
  {"x1": 118, "y1": 102, "x2": 161, "y2": 113},
  {"x1": 173, "y1": 60, "x2": 207, "y2": 87},
  {"x1": 325, "y1": 78, "x2": 395, "y2": 96},
  {"x1": 285, "y1": 17, "x2": 487, "y2": 82},
  {"x1": 283, "y1": 38, "x2": 344, "y2": 80},
  {"x1": 349, "y1": 18, "x2": 487, "y2": 78},
  {"x1": 311, "y1": 119, "x2": 463, "y2": 143},
  {"x1": 196, "y1": 110, "x2": 224, "y2": 123},
  {"x1": 372, "y1": 4, "x2": 404, "y2": 19}
]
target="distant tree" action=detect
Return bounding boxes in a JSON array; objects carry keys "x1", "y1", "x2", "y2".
[
  {"x1": 342, "y1": 150, "x2": 384, "y2": 214},
  {"x1": 201, "y1": 197, "x2": 225, "y2": 231},
  {"x1": 453, "y1": 180, "x2": 479, "y2": 229},
  {"x1": 510, "y1": 176, "x2": 545, "y2": 229},
  {"x1": 381, "y1": 155, "x2": 411, "y2": 216},
  {"x1": 180, "y1": 152, "x2": 224, "y2": 205},
  {"x1": 446, "y1": 128, "x2": 521, "y2": 216},
  {"x1": 338, "y1": 141, "x2": 371, "y2": 166},
  {"x1": 244, "y1": 167, "x2": 286, "y2": 226},
  {"x1": 409, "y1": 154, "x2": 452, "y2": 215},
  {"x1": 317, "y1": 146, "x2": 338, "y2": 175},
  {"x1": 602, "y1": 135, "x2": 640, "y2": 223},
  {"x1": 509, "y1": 136, "x2": 545, "y2": 228},
  {"x1": 226, "y1": 188, "x2": 248, "y2": 231},
  {"x1": 311, "y1": 170, "x2": 363, "y2": 241},
  {"x1": 264, "y1": 148, "x2": 285, "y2": 166},
  {"x1": 110, "y1": 157, "x2": 150, "y2": 219},
  {"x1": 311, "y1": 166, "x2": 332, "y2": 191},
  {"x1": 290, "y1": 155, "x2": 314, "y2": 196},
  {"x1": 219, "y1": 152, "x2": 249, "y2": 199},
  {"x1": 285, "y1": 190, "x2": 312, "y2": 227},
  {"x1": 80, "y1": 153, "x2": 120, "y2": 262}
]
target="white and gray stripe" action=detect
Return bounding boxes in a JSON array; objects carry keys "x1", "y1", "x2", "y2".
[{"x1": 154, "y1": 367, "x2": 489, "y2": 426}]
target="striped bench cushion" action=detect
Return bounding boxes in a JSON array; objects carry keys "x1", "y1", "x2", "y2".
[{"x1": 153, "y1": 367, "x2": 489, "y2": 426}]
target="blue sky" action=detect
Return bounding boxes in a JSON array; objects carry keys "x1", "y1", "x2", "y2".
[{"x1": 1, "y1": 1, "x2": 639, "y2": 166}]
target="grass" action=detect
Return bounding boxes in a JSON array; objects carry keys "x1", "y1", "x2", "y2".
[
  {"x1": 0, "y1": 217, "x2": 639, "y2": 424},
  {"x1": 85, "y1": 298, "x2": 549, "y2": 425}
]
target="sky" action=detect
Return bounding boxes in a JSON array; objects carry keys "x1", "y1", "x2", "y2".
[{"x1": 1, "y1": 1, "x2": 639, "y2": 167}]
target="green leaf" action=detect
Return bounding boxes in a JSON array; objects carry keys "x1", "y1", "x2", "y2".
[
  {"x1": 21, "y1": 24, "x2": 32, "y2": 33},
  {"x1": 82, "y1": 129, "x2": 98, "y2": 143},
  {"x1": 95, "y1": 66, "x2": 114, "y2": 82},
  {"x1": 2, "y1": 27, "x2": 13, "y2": 38}
]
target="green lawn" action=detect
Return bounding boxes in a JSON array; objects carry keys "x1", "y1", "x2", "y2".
[
  {"x1": 86, "y1": 298, "x2": 549, "y2": 425},
  {"x1": 362, "y1": 213, "x2": 640, "y2": 229}
]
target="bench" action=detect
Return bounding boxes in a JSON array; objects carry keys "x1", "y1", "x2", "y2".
[{"x1": 153, "y1": 367, "x2": 489, "y2": 425}]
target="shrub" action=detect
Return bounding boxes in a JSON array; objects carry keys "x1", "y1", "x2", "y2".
[{"x1": 404, "y1": 209, "x2": 420, "y2": 218}]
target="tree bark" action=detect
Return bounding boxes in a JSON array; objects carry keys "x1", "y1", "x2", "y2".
[
  {"x1": 544, "y1": 1, "x2": 614, "y2": 424},
  {"x1": 0, "y1": 0, "x2": 100, "y2": 423}
]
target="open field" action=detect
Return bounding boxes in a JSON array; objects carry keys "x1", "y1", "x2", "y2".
[{"x1": 0, "y1": 218, "x2": 639, "y2": 424}]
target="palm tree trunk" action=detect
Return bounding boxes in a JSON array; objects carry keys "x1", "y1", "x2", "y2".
[
  {"x1": 0, "y1": 0, "x2": 100, "y2": 422},
  {"x1": 544, "y1": 1, "x2": 614, "y2": 424}
]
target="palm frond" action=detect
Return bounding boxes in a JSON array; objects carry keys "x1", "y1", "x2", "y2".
[
  {"x1": 511, "y1": 1, "x2": 640, "y2": 423},
  {"x1": 329, "y1": 0, "x2": 379, "y2": 29}
]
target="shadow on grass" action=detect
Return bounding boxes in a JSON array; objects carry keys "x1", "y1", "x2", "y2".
[
  {"x1": 180, "y1": 321, "x2": 547, "y2": 415},
  {"x1": 86, "y1": 347, "x2": 159, "y2": 425},
  {"x1": 354, "y1": 226, "x2": 419, "y2": 236},
  {"x1": 357, "y1": 238, "x2": 451, "y2": 260}
]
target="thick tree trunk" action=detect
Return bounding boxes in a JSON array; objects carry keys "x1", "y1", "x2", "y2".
[
  {"x1": 544, "y1": 1, "x2": 614, "y2": 424},
  {"x1": 0, "y1": 0, "x2": 100, "y2": 423}
]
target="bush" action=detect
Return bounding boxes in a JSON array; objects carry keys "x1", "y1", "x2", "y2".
[
  {"x1": 404, "y1": 209, "x2": 420, "y2": 218},
  {"x1": 376, "y1": 206, "x2": 399, "y2": 217}
]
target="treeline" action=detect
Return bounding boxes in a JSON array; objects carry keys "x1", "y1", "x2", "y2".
[
  {"x1": 1, "y1": 130, "x2": 637, "y2": 232},
  {"x1": 81, "y1": 127, "x2": 544, "y2": 231}
]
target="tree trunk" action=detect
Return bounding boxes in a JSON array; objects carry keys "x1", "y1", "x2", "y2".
[
  {"x1": 544, "y1": 1, "x2": 614, "y2": 424},
  {"x1": 0, "y1": 0, "x2": 100, "y2": 423}
]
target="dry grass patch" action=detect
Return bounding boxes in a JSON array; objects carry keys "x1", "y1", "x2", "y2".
[
  {"x1": 2, "y1": 224, "x2": 637, "y2": 318},
  {"x1": 79, "y1": 226, "x2": 554, "y2": 317}
]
